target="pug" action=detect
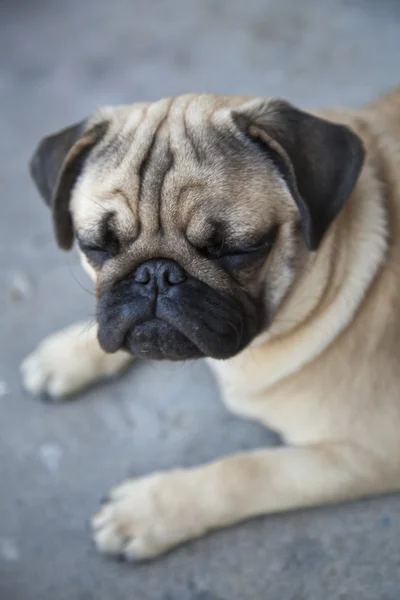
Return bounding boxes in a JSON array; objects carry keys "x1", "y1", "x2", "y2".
[{"x1": 21, "y1": 87, "x2": 400, "y2": 561}]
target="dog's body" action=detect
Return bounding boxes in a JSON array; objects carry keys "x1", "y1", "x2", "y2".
[{"x1": 21, "y1": 87, "x2": 400, "y2": 560}]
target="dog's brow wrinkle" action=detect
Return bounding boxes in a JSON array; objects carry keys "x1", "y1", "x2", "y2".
[
  {"x1": 137, "y1": 106, "x2": 171, "y2": 205},
  {"x1": 95, "y1": 133, "x2": 128, "y2": 163},
  {"x1": 109, "y1": 186, "x2": 137, "y2": 225},
  {"x1": 176, "y1": 182, "x2": 203, "y2": 207},
  {"x1": 158, "y1": 144, "x2": 175, "y2": 233},
  {"x1": 137, "y1": 134, "x2": 157, "y2": 203},
  {"x1": 110, "y1": 187, "x2": 132, "y2": 209},
  {"x1": 183, "y1": 101, "x2": 203, "y2": 163}
]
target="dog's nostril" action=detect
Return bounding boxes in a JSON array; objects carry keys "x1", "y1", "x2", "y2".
[
  {"x1": 133, "y1": 260, "x2": 187, "y2": 287},
  {"x1": 165, "y1": 269, "x2": 186, "y2": 286},
  {"x1": 134, "y1": 266, "x2": 151, "y2": 284}
]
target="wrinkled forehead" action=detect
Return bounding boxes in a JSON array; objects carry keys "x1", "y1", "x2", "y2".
[{"x1": 71, "y1": 94, "x2": 294, "y2": 241}]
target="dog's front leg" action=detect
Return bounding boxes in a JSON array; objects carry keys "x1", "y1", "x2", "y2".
[
  {"x1": 92, "y1": 442, "x2": 394, "y2": 561},
  {"x1": 21, "y1": 321, "x2": 133, "y2": 400}
]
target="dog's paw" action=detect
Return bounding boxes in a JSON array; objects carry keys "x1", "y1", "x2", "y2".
[
  {"x1": 21, "y1": 322, "x2": 131, "y2": 400},
  {"x1": 92, "y1": 470, "x2": 206, "y2": 561}
]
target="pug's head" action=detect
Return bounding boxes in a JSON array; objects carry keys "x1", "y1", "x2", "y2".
[{"x1": 30, "y1": 94, "x2": 364, "y2": 360}]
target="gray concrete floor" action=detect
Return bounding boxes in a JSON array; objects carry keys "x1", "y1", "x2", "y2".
[{"x1": 1, "y1": 0, "x2": 400, "y2": 598}]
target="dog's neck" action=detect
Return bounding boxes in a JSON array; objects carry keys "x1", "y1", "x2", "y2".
[{"x1": 210, "y1": 158, "x2": 388, "y2": 395}]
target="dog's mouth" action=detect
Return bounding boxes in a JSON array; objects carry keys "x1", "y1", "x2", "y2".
[
  {"x1": 98, "y1": 309, "x2": 252, "y2": 361},
  {"x1": 96, "y1": 269, "x2": 262, "y2": 361},
  {"x1": 122, "y1": 318, "x2": 203, "y2": 360}
]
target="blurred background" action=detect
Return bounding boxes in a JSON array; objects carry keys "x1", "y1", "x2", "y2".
[{"x1": 1, "y1": 1, "x2": 400, "y2": 599}]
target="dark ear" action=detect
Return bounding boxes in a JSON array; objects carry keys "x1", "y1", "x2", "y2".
[
  {"x1": 233, "y1": 99, "x2": 365, "y2": 249},
  {"x1": 30, "y1": 120, "x2": 108, "y2": 250}
]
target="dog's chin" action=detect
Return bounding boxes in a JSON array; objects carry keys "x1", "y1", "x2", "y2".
[
  {"x1": 122, "y1": 319, "x2": 203, "y2": 360},
  {"x1": 99, "y1": 317, "x2": 252, "y2": 361}
]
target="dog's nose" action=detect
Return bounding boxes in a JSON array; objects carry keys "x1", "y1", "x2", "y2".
[{"x1": 133, "y1": 259, "x2": 187, "y2": 288}]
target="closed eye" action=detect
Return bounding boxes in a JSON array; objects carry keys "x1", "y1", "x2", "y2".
[
  {"x1": 200, "y1": 225, "x2": 278, "y2": 267},
  {"x1": 216, "y1": 245, "x2": 271, "y2": 270},
  {"x1": 77, "y1": 228, "x2": 120, "y2": 264}
]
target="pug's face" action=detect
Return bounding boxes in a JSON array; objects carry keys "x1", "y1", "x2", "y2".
[{"x1": 30, "y1": 94, "x2": 364, "y2": 360}]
